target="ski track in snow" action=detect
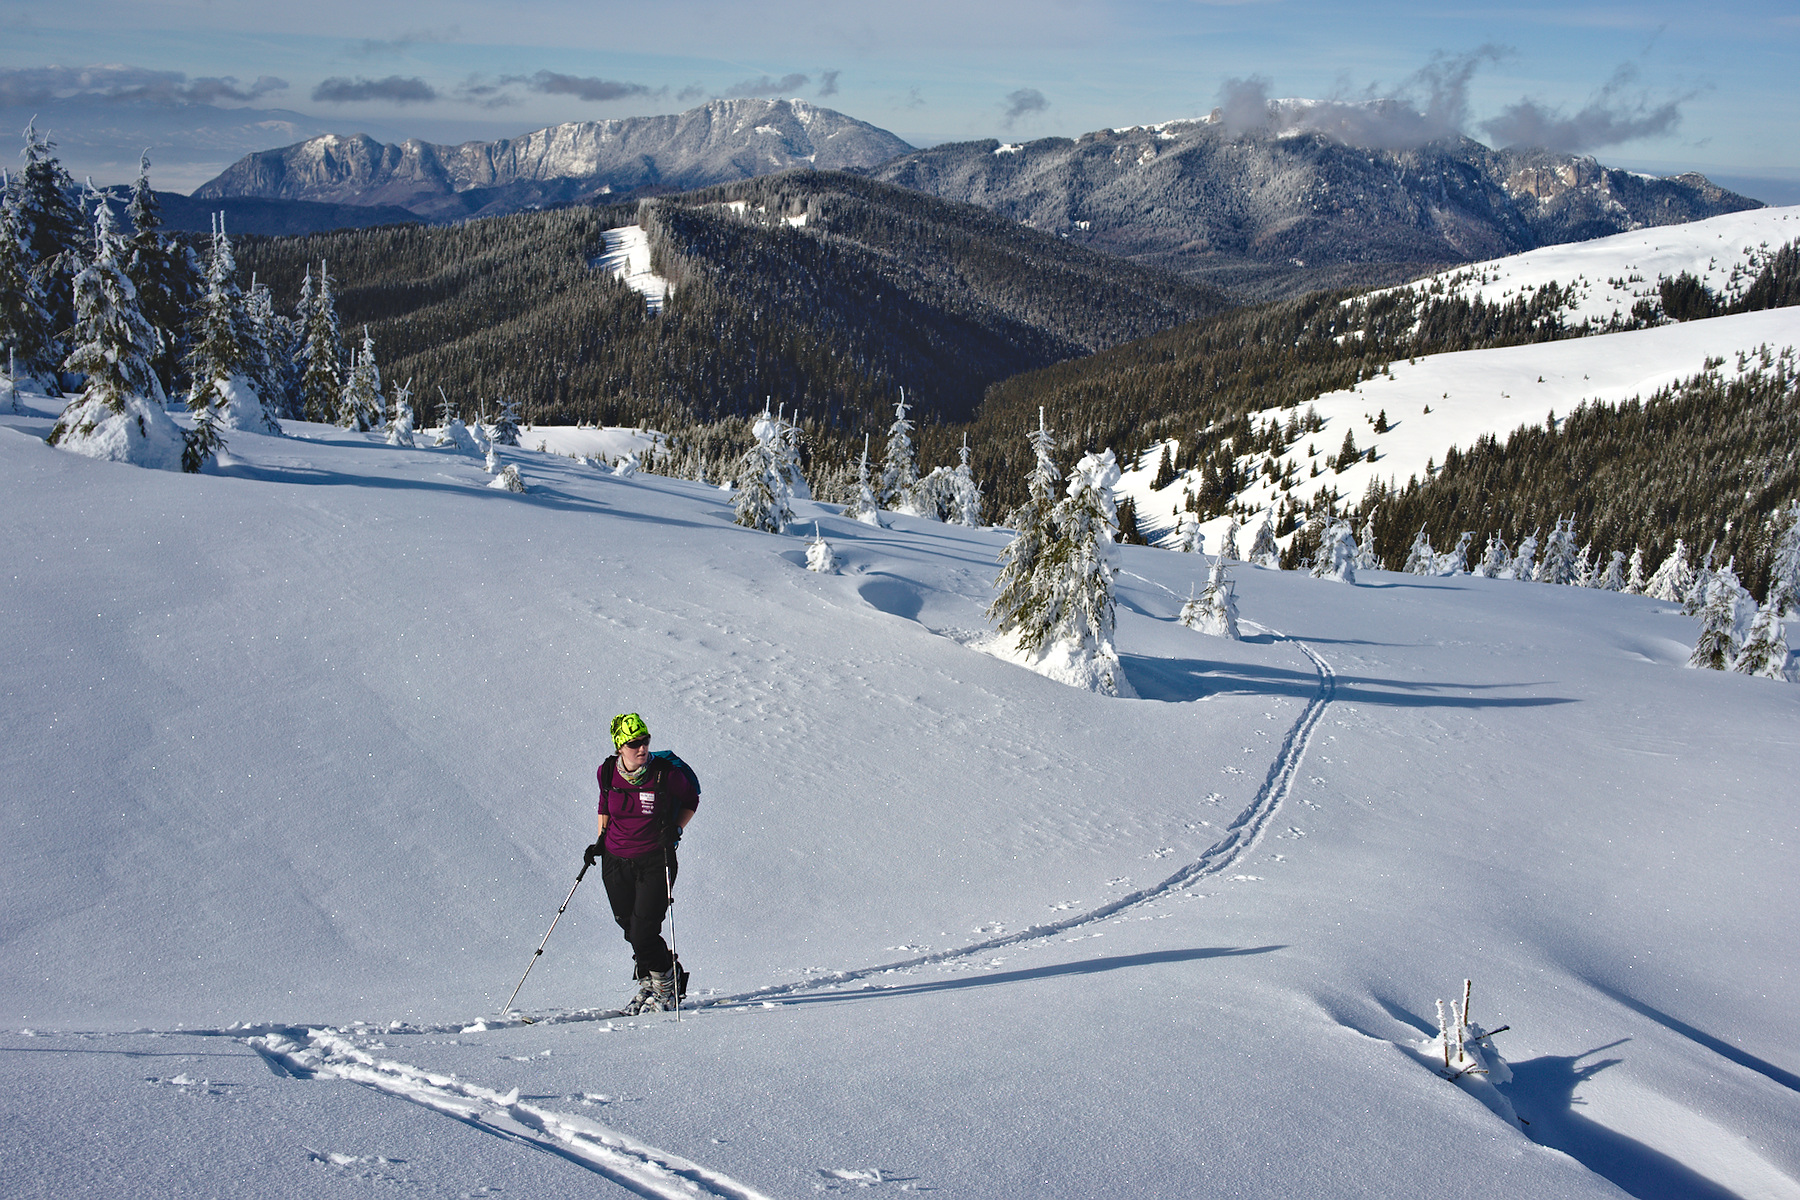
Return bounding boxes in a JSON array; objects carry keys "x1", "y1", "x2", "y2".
[
  {"x1": 246, "y1": 1027, "x2": 778, "y2": 1200},
  {"x1": 668, "y1": 628, "x2": 1337, "y2": 1011}
]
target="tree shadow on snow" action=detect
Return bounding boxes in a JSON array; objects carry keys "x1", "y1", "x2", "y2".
[
  {"x1": 1120, "y1": 653, "x2": 1577, "y2": 709},
  {"x1": 1501, "y1": 1043, "x2": 1746, "y2": 1200},
  {"x1": 1582, "y1": 978, "x2": 1800, "y2": 1095},
  {"x1": 777, "y1": 946, "x2": 1283, "y2": 1008}
]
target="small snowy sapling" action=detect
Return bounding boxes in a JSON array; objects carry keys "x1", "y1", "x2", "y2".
[{"x1": 806, "y1": 524, "x2": 838, "y2": 573}]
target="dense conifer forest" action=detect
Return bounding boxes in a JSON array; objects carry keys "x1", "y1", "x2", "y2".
[{"x1": 1364, "y1": 355, "x2": 1800, "y2": 600}]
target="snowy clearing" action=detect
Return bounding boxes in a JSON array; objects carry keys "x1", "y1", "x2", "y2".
[
  {"x1": 3, "y1": 389, "x2": 1796, "y2": 1200},
  {"x1": 595, "y1": 225, "x2": 672, "y2": 315}
]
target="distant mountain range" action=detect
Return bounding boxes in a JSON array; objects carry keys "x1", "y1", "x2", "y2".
[
  {"x1": 871, "y1": 123, "x2": 1762, "y2": 299},
  {"x1": 193, "y1": 99, "x2": 913, "y2": 221},
  {"x1": 194, "y1": 101, "x2": 1761, "y2": 301}
]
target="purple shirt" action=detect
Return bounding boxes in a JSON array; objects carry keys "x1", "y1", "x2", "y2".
[{"x1": 597, "y1": 755, "x2": 698, "y2": 858}]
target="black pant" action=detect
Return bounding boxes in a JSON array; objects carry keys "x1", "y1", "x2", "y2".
[{"x1": 601, "y1": 849, "x2": 677, "y2": 973}]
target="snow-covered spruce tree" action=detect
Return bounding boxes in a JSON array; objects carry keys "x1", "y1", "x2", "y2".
[
  {"x1": 1474, "y1": 533, "x2": 1509, "y2": 579},
  {"x1": 386, "y1": 378, "x2": 416, "y2": 447},
  {"x1": 1682, "y1": 543, "x2": 1719, "y2": 617},
  {"x1": 879, "y1": 390, "x2": 918, "y2": 512},
  {"x1": 776, "y1": 405, "x2": 811, "y2": 501},
  {"x1": 1436, "y1": 531, "x2": 1474, "y2": 576},
  {"x1": 950, "y1": 434, "x2": 984, "y2": 527},
  {"x1": 989, "y1": 408, "x2": 1062, "y2": 645},
  {"x1": 0, "y1": 178, "x2": 55, "y2": 385},
  {"x1": 909, "y1": 465, "x2": 956, "y2": 521},
  {"x1": 1220, "y1": 517, "x2": 1242, "y2": 562},
  {"x1": 12, "y1": 123, "x2": 85, "y2": 367},
  {"x1": 123, "y1": 152, "x2": 199, "y2": 399},
  {"x1": 243, "y1": 276, "x2": 288, "y2": 414},
  {"x1": 1765, "y1": 501, "x2": 1800, "y2": 616},
  {"x1": 733, "y1": 407, "x2": 792, "y2": 533},
  {"x1": 1688, "y1": 569, "x2": 1745, "y2": 670},
  {"x1": 1645, "y1": 538, "x2": 1694, "y2": 602},
  {"x1": 297, "y1": 261, "x2": 343, "y2": 422},
  {"x1": 186, "y1": 214, "x2": 280, "y2": 435},
  {"x1": 1575, "y1": 543, "x2": 1597, "y2": 588},
  {"x1": 336, "y1": 326, "x2": 384, "y2": 431},
  {"x1": 1181, "y1": 559, "x2": 1241, "y2": 639},
  {"x1": 1536, "y1": 517, "x2": 1580, "y2": 585},
  {"x1": 1731, "y1": 599, "x2": 1792, "y2": 680},
  {"x1": 491, "y1": 463, "x2": 526, "y2": 493},
  {"x1": 1014, "y1": 449, "x2": 1132, "y2": 695},
  {"x1": 1624, "y1": 545, "x2": 1648, "y2": 594},
  {"x1": 1509, "y1": 530, "x2": 1540, "y2": 582},
  {"x1": 46, "y1": 204, "x2": 184, "y2": 470},
  {"x1": 1170, "y1": 510, "x2": 1205, "y2": 553},
  {"x1": 1599, "y1": 550, "x2": 1628, "y2": 592},
  {"x1": 1312, "y1": 519, "x2": 1358, "y2": 583},
  {"x1": 1247, "y1": 514, "x2": 1281, "y2": 568},
  {"x1": 842, "y1": 433, "x2": 882, "y2": 525},
  {"x1": 1354, "y1": 513, "x2": 1382, "y2": 571},
  {"x1": 491, "y1": 397, "x2": 522, "y2": 447},
  {"x1": 1403, "y1": 526, "x2": 1435, "y2": 575},
  {"x1": 806, "y1": 523, "x2": 838, "y2": 573}
]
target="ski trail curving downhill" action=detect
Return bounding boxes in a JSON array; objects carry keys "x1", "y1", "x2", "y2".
[
  {"x1": 249, "y1": 1027, "x2": 778, "y2": 1200},
  {"x1": 656, "y1": 631, "x2": 1339, "y2": 1013}
]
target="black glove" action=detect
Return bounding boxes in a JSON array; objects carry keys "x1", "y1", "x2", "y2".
[{"x1": 583, "y1": 839, "x2": 605, "y2": 867}]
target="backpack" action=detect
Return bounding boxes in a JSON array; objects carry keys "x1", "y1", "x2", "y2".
[{"x1": 601, "y1": 750, "x2": 701, "y2": 847}]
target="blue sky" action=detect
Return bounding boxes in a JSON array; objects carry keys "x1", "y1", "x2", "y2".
[{"x1": 2, "y1": 0, "x2": 1796, "y2": 200}]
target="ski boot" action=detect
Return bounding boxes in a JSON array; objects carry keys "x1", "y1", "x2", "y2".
[
  {"x1": 619, "y1": 966, "x2": 656, "y2": 1015},
  {"x1": 639, "y1": 968, "x2": 679, "y2": 1013}
]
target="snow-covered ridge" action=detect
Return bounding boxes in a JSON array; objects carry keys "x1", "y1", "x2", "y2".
[
  {"x1": 1379, "y1": 206, "x2": 1800, "y2": 327},
  {"x1": 1120, "y1": 306, "x2": 1800, "y2": 546}
]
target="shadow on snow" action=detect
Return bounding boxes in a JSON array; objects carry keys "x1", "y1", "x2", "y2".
[{"x1": 774, "y1": 946, "x2": 1284, "y2": 1008}]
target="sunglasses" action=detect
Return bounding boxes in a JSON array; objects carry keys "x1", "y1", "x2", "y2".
[{"x1": 621, "y1": 736, "x2": 650, "y2": 750}]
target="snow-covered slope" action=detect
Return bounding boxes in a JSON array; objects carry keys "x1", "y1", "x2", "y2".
[
  {"x1": 1121, "y1": 306, "x2": 1800, "y2": 546},
  {"x1": 1119, "y1": 208, "x2": 1800, "y2": 546},
  {"x1": 1393, "y1": 205, "x2": 1800, "y2": 326},
  {"x1": 3, "y1": 393, "x2": 1796, "y2": 1200}
]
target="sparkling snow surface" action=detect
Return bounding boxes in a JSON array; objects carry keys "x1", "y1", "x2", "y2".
[{"x1": 2, "y1": 393, "x2": 1796, "y2": 1200}]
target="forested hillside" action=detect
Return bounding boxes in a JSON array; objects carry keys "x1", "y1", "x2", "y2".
[
  {"x1": 234, "y1": 170, "x2": 1226, "y2": 468},
  {"x1": 1365, "y1": 357, "x2": 1800, "y2": 599},
  {"x1": 963, "y1": 228, "x2": 1800, "y2": 516}
]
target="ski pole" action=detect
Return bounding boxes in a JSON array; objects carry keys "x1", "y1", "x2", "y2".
[
  {"x1": 501, "y1": 860, "x2": 589, "y2": 1021},
  {"x1": 665, "y1": 858, "x2": 679, "y2": 1023}
]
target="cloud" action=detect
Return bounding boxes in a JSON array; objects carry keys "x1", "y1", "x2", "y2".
[
  {"x1": 1215, "y1": 75, "x2": 1273, "y2": 138},
  {"x1": 1480, "y1": 64, "x2": 1694, "y2": 153},
  {"x1": 1214, "y1": 47, "x2": 1505, "y2": 150},
  {"x1": 312, "y1": 75, "x2": 438, "y2": 104},
  {"x1": 453, "y1": 76, "x2": 521, "y2": 109},
  {"x1": 0, "y1": 64, "x2": 287, "y2": 108},
  {"x1": 678, "y1": 83, "x2": 708, "y2": 102},
  {"x1": 818, "y1": 69, "x2": 841, "y2": 98},
  {"x1": 352, "y1": 27, "x2": 460, "y2": 58},
  {"x1": 722, "y1": 73, "x2": 811, "y2": 98},
  {"x1": 1002, "y1": 87, "x2": 1048, "y2": 127},
  {"x1": 526, "y1": 71, "x2": 660, "y2": 103}
]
